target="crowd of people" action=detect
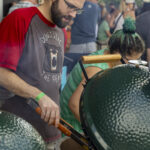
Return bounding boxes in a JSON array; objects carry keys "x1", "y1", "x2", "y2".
[
  {"x1": 65, "y1": 0, "x2": 150, "y2": 62},
  {"x1": 61, "y1": 17, "x2": 145, "y2": 135},
  {"x1": 0, "y1": 0, "x2": 150, "y2": 150},
  {"x1": 65, "y1": 0, "x2": 137, "y2": 53}
]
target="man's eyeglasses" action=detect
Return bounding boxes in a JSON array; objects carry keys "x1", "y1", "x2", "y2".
[{"x1": 64, "y1": 0, "x2": 84, "y2": 14}]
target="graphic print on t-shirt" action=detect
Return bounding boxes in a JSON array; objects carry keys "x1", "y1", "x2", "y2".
[
  {"x1": 42, "y1": 43, "x2": 62, "y2": 84},
  {"x1": 44, "y1": 43, "x2": 62, "y2": 73}
]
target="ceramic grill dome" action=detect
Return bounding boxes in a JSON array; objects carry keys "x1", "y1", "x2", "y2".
[
  {"x1": 80, "y1": 64, "x2": 150, "y2": 150},
  {"x1": 0, "y1": 111, "x2": 46, "y2": 150}
]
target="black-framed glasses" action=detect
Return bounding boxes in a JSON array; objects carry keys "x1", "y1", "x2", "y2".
[{"x1": 64, "y1": 0, "x2": 84, "y2": 14}]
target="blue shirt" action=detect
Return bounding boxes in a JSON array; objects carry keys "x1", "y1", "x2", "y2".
[{"x1": 71, "y1": 1, "x2": 101, "y2": 44}]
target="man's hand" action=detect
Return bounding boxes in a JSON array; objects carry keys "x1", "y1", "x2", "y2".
[
  {"x1": 0, "y1": 67, "x2": 60, "y2": 127},
  {"x1": 38, "y1": 95, "x2": 60, "y2": 127}
]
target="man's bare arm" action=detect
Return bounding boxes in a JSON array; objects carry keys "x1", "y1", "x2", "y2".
[{"x1": 0, "y1": 67, "x2": 60, "y2": 127}]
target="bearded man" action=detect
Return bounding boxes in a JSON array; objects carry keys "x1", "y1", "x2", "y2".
[{"x1": 0, "y1": 0, "x2": 85, "y2": 149}]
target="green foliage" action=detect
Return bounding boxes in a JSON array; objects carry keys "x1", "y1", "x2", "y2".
[{"x1": 98, "y1": 0, "x2": 143, "y2": 7}]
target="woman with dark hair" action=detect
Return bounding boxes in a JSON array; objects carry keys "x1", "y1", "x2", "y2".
[{"x1": 60, "y1": 17, "x2": 145, "y2": 133}]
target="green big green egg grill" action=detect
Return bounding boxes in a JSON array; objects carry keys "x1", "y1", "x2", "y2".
[
  {"x1": 0, "y1": 54, "x2": 150, "y2": 150},
  {"x1": 0, "y1": 111, "x2": 46, "y2": 150},
  {"x1": 80, "y1": 55, "x2": 150, "y2": 150}
]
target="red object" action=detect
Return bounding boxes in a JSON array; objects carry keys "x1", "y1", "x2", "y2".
[{"x1": 0, "y1": 7, "x2": 66, "y2": 70}]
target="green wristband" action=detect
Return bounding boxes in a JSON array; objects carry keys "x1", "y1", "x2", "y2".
[{"x1": 35, "y1": 92, "x2": 45, "y2": 102}]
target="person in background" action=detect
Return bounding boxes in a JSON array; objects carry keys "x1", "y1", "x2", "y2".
[
  {"x1": 136, "y1": 0, "x2": 150, "y2": 62},
  {"x1": 0, "y1": 0, "x2": 85, "y2": 149},
  {"x1": 98, "y1": 1, "x2": 107, "y2": 22},
  {"x1": 109, "y1": 8, "x2": 124, "y2": 33},
  {"x1": 108, "y1": 2, "x2": 116, "y2": 14},
  {"x1": 123, "y1": 0, "x2": 136, "y2": 20},
  {"x1": 8, "y1": 0, "x2": 38, "y2": 14},
  {"x1": 109, "y1": 0, "x2": 135, "y2": 33},
  {"x1": 69, "y1": 0, "x2": 101, "y2": 54},
  {"x1": 97, "y1": 13, "x2": 111, "y2": 49},
  {"x1": 119, "y1": 0, "x2": 126, "y2": 12},
  {"x1": 60, "y1": 18, "x2": 145, "y2": 134}
]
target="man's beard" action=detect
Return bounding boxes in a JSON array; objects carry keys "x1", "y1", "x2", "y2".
[{"x1": 51, "y1": 0, "x2": 73, "y2": 28}]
